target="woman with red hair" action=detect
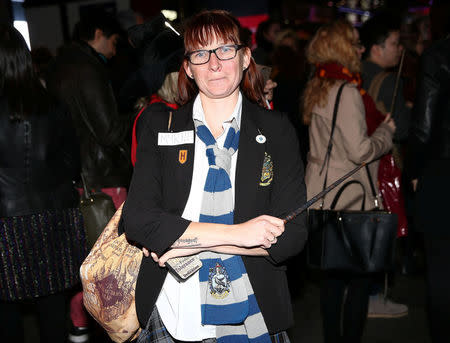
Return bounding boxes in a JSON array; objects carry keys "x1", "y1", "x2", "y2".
[{"x1": 123, "y1": 10, "x2": 307, "y2": 343}]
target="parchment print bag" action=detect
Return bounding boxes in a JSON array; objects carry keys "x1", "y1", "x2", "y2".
[{"x1": 80, "y1": 203, "x2": 142, "y2": 343}]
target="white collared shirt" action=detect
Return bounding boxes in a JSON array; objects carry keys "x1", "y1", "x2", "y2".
[{"x1": 155, "y1": 92, "x2": 243, "y2": 341}]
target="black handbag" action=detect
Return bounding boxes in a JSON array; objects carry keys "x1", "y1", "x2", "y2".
[
  {"x1": 306, "y1": 82, "x2": 397, "y2": 273},
  {"x1": 79, "y1": 173, "x2": 116, "y2": 249}
]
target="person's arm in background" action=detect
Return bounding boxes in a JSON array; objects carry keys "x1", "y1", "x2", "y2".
[{"x1": 407, "y1": 46, "x2": 440, "y2": 190}]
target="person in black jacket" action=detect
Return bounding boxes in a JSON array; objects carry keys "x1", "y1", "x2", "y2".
[
  {"x1": 0, "y1": 24, "x2": 86, "y2": 343},
  {"x1": 46, "y1": 11, "x2": 132, "y2": 200},
  {"x1": 123, "y1": 10, "x2": 307, "y2": 343},
  {"x1": 407, "y1": 5, "x2": 450, "y2": 341}
]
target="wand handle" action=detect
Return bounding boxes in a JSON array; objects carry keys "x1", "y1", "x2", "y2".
[{"x1": 282, "y1": 162, "x2": 367, "y2": 223}]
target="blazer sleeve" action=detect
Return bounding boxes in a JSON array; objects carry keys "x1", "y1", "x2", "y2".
[
  {"x1": 122, "y1": 114, "x2": 191, "y2": 256},
  {"x1": 266, "y1": 113, "x2": 308, "y2": 264},
  {"x1": 337, "y1": 85, "x2": 394, "y2": 165}
]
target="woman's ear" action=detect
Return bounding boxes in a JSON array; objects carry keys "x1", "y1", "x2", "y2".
[
  {"x1": 183, "y1": 60, "x2": 193, "y2": 78},
  {"x1": 242, "y1": 47, "x2": 251, "y2": 70}
]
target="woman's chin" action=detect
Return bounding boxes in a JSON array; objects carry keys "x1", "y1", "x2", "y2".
[{"x1": 201, "y1": 87, "x2": 239, "y2": 100}]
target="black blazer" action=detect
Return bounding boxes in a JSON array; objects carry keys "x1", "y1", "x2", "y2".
[{"x1": 122, "y1": 96, "x2": 308, "y2": 333}]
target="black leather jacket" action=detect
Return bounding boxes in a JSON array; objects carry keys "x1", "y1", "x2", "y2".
[
  {"x1": 408, "y1": 37, "x2": 450, "y2": 179},
  {"x1": 46, "y1": 42, "x2": 132, "y2": 188},
  {"x1": 0, "y1": 98, "x2": 79, "y2": 217}
]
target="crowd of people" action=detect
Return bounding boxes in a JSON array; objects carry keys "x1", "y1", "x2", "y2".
[{"x1": 0, "y1": 1, "x2": 449, "y2": 343}]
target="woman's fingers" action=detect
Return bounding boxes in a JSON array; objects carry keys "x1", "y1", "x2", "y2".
[
  {"x1": 151, "y1": 252, "x2": 159, "y2": 263},
  {"x1": 237, "y1": 215, "x2": 285, "y2": 248}
]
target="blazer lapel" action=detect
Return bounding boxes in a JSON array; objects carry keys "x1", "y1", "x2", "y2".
[
  {"x1": 166, "y1": 102, "x2": 195, "y2": 212},
  {"x1": 235, "y1": 99, "x2": 266, "y2": 223}
]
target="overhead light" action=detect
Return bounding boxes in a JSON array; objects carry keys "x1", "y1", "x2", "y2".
[
  {"x1": 162, "y1": 10, "x2": 177, "y2": 21},
  {"x1": 13, "y1": 20, "x2": 31, "y2": 50}
]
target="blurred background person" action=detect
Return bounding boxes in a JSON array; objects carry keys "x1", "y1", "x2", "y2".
[
  {"x1": 407, "y1": 1, "x2": 450, "y2": 341},
  {"x1": 45, "y1": 11, "x2": 132, "y2": 343},
  {"x1": 360, "y1": 12, "x2": 410, "y2": 144},
  {"x1": 271, "y1": 29, "x2": 308, "y2": 164},
  {"x1": 46, "y1": 10, "x2": 132, "y2": 206},
  {"x1": 360, "y1": 12, "x2": 411, "y2": 318},
  {"x1": 252, "y1": 18, "x2": 281, "y2": 65},
  {"x1": 0, "y1": 24, "x2": 86, "y2": 343},
  {"x1": 125, "y1": 14, "x2": 184, "y2": 165},
  {"x1": 302, "y1": 19, "x2": 395, "y2": 343}
]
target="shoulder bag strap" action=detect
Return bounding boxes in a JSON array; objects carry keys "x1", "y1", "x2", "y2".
[
  {"x1": 367, "y1": 71, "x2": 389, "y2": 114},
  {"x1": 319, "y1": 81, "x2": 347, "y2": 207},
  {"x1": 167, "y1": 111, "x2": 173, "y2": 131},
  {"x1": 329, "y1": 180, "x2": 366, "y2": 211},
  {"x1": 365, "y1": 164, "x2": 380, "y2": 209}
]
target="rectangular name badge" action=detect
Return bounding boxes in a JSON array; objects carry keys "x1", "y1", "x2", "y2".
[{"x1": 158, "y1": 131, "x2": 194, "y2": 146}]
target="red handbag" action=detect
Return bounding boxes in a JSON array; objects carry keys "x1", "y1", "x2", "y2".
[{"x1": 378, "y1": 154, "x2": 408, "y2": 237}]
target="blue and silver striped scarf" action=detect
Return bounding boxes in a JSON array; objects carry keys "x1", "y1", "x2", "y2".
[{"x1": 194, "y1": 118, "x2": 271, "y2": 343}]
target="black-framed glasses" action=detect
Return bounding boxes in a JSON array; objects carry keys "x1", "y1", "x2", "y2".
[{"x1": 185, "y1": 44, "x2": 245, "y2": 65}]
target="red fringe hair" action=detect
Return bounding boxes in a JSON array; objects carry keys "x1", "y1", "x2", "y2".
[{"x1": 177, "y1": 10, "x2": 265, "y2": 106}]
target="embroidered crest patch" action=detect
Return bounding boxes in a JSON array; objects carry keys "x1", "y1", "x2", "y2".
[
  {"x1": 259, "y1": 152, "x2": 273, "y2": 186},
  {"x1": 208, "y1": 262, "x2": 231, "y2": 299},
  {"x1": 178, "y1": 150, "x2": 188, "y2": 164}
]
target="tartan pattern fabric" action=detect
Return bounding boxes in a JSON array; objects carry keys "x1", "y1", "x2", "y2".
[{"x1": 137, "y1": 307, "x2": 290, "y2": 343}]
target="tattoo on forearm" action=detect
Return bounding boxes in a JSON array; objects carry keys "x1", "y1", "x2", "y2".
[{"x1": 173, "y1": 237, "x2": 201, "y2": 248}]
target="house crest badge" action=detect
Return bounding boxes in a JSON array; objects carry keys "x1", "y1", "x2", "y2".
[
  {"x1": 208, "y1": 262, "x2": 231, "y2": 299},
  {"x1": 259, "y1": 152, "x2": 273, "y2": 186}
]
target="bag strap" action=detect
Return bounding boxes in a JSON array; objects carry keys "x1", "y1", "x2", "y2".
[
  {"x1": 80, "y1": 172, "x2": 91, "y2": 199},
  {"x1": 167, "y1": 111, "x2": 173, "y2": 131},
  {"x1": 319, "y1": 81, "x2": 347, "y2": 207},
  {"x1": 365, "y1": 165, "x2": 380, "y2": 209},
  {"x1": 367, "y1": 71, "x2": 389, "y2": 114},
  {"x1": 329, "y1": 180, "x2": 366, "y2": 211}
]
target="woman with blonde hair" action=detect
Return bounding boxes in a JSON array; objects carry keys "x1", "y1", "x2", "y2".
[{"x1": 302, "y1": 19, "x2": 395, "y2": 343}]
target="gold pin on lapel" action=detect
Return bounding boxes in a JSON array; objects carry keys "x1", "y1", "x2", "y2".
[
  {"x1": 260, "y1": 152, "x2": 273, "y2": 186},
  {"x1": 179, "y1": 150, "x2": 188, "y2": 164}
]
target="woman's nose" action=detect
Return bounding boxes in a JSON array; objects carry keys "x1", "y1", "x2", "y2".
[{"x1": 208, "y1": 52, "x2": 221, "y2": 71}]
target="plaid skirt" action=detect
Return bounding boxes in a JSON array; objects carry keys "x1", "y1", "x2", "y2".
[
  {"x1": 137, "y1": 306, "x2": 291, "y2": 343},
  {"x1": 0, "y1": 208, "x2": 87, "y2": 301}
]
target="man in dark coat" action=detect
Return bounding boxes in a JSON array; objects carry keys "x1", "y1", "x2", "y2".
[
  {"x1": 360, "y1": 13, "x2": 411, "y2": 143},
  {"x1": 47, "y1": 12, "x2": 132, "y2": 192},
  {"x1": 359, "y1": 12, "x2": 410, "y2": 319},
  {"x1": 407, "y1": 2, "x2": 450, "y2": 340},
  {"x1": 46, "y1": 12, "x2": 132, "y2": 343}
]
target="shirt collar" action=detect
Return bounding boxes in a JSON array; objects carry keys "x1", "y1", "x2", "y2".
[{"x1": 192, "y1": 91, "x2": 242, "y2": 130}]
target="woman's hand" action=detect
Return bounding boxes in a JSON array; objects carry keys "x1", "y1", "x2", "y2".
[
  {"x1": 383, "y1": 113, "x2": 396, "y2": 132},
  {"x1": 233, "y1": 215, "x2": 285, "y2": 249},
  {"x1": 264, "y1": 79, "x2": 277, "y2": 102},
  {"x1": 143, "y1": 247, "x2": 201, "y2": 267}
]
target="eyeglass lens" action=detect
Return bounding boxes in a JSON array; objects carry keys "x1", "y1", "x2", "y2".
[{"x1": 190, "y1": 45, "x2": 238, "y2": 64}]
